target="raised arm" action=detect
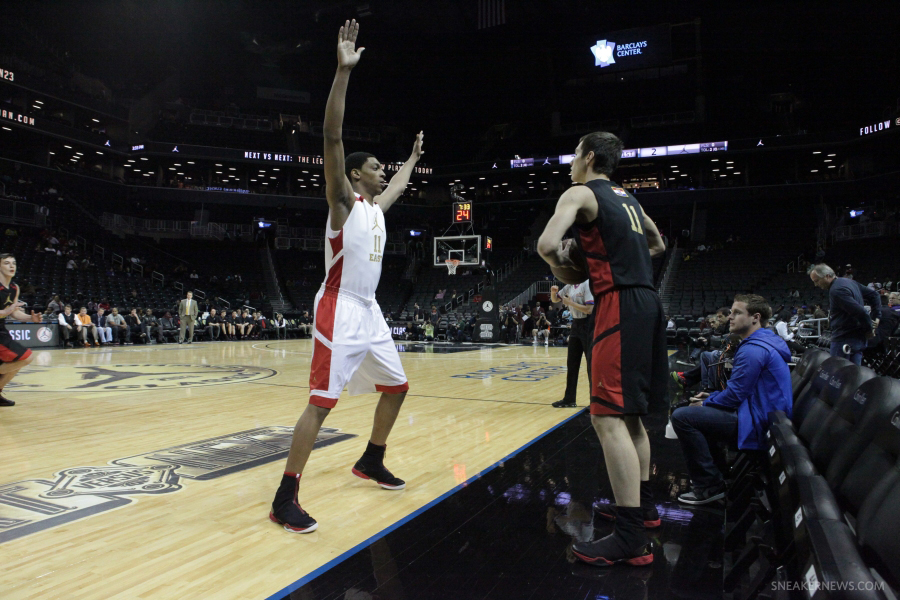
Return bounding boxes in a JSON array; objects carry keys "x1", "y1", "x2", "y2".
[
  {"x1": 639, "y1": 204, "x2": 666, "y2": 257},
  {"x1": 324, "y1": 20, "x2": 365, "y2": 231},
  {"x1": 375, "y1": 132, "x2": 424, "y2": 213}
]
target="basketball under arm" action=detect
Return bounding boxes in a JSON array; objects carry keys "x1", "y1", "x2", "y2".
[{"x1": 537, "y1": 190, "x2": 585, "y2": 267}]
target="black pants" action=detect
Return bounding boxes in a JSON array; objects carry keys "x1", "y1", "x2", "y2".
[{"x1": 562, "y1": 318, "x2": 593, "y2": 402}]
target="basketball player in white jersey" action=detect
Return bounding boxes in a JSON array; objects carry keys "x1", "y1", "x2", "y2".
[{"x1": 270, "y1": 19, "x2": 424, "y2": 533}]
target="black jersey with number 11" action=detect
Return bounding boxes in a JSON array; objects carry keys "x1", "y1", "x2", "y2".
[{"x1": 573, "y1": 179, "x2": 655, "y2": 296}]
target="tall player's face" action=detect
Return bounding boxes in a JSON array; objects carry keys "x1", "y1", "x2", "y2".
[
  {"x1": 0, "y1": 257, "x2": 16, "y2": 279},
  {"x1": 356, "y1": 157, "x2": 386, "y2": 197},
  {"x1": 570, "y1": 143, "x2": 591, "y2": 184}
]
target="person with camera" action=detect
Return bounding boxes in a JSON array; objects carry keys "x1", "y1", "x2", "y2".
[{"x1": 670, "y1": 294, "x2": 792, "y2": 505}]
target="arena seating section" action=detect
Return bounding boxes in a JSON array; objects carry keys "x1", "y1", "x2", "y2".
[{"x1": 722, "y1": 348, "x2": 900, "y2": 599}]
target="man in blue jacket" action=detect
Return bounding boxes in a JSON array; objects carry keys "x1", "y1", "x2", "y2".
[
  {"x1": 671, "y1": 294, "x2": 792, "y2": 505},
  {"x1": 809, "y1": 263, "x2": 881, "y2": 365}
]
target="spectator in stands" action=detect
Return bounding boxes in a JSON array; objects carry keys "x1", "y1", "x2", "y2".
[
  {"x1": 99, "y1": 298, "x2": 110, "y2": 312},
  {"x1": 58, "y1": 305, "x2": 78, "y2": 348},
  {"x1": 298, "y1": 311, "x2": 312, "y2": 338},
  {"x1": 108, "y1": 308, "x2": 128, "y2": 345},
  {"x1": 272, "y1": 313, "x2": 287, "y2": 340},
  {"x1": 812, "y1": 305, "x2": 827, "y2": 320},
  {"x1": 775, "y1": 310, "x2": 806, "y2": 355},
  {"x1": 142, "y1": 309, "x2": 159, "y2": 343},
  {"x1": 412, "y1": 303, "x2": 424, "y2": 324},
  {"x1": 241, "y1": 310, "x2": 256, "y2": 339},
  {"x1": 424, "y1": 321, "x2": 435, "y2": 342},
  {"x1": 204, "y1": 309, "x2": 221, "y2": 341},
  {"x1": 671, "y1": 294, "x2": 792, "y2": 505},
  {"x1": 868, "y1": 293, "x2": 900, "y2": 352},
  {"x1": 190, "y1": 270, "x2": 199, "y2": 281},
  {"x1": 47, "y1": 295, "x2": 62, "y2": 316},
  {"x1": 229, "y1": 310, "x2": 243, "y2": 339},
  {"x1": 501, "y1": 308, "x2": 519, "y2": 343},
  {"x1": 125, "y1": 309, "x2": 146, "y2": 344},
  {"x1": 92, "y1": 308, "x2": 112, "y2": 345},
  {"x1": 809, "y1": 263, "x2": 881, "y2": 365},
  {"x1": 76, "y1": 307, "x2": 99, "y2": 347},
  {"x1": 429, "y1": 306, "x2": 440, "y2": 327},
  {"x1": 789, "y1": 307, "x2": 807, "y2": 326},
  {"x1": 532, "y1": 313, "x2": 551, "y2": 346},
  {"x1": 66, "y1": 258, "x2": 77, "y2": 270},
  {"x1": 255, "y1": 312, "x2": 269, "y2": 338},
  {"x1": 158, "y1": 312, "x2": 177, "y2": 343}
]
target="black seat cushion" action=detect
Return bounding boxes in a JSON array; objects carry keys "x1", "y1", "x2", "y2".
[
  {"x1": 792, "y1": 357, "x2": 853, "y2": 429},
  {"x1": 804, "y1": 366, "x2": 877, "y2": 471},
  {"x1": 791, "y1": 348, "x2": 829, "y2": 399},
  {"x1": 856, "y1": 468, "x2": 900, "y2": 593}
]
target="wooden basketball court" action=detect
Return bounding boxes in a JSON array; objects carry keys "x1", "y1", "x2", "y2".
[{"x1": 1, "y1": 339, "x2": 586, "y2": 599}]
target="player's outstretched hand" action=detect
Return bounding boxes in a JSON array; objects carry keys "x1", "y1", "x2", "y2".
[
  {"x1": 337, "y1": 19, "x2": 364, "y2": 69},
  {"x1": 411, "y1": 131, "x2": 424, "y2": 160},
  {"x1": 30, "y1": 310, "x2": 41, "y2": 323}
]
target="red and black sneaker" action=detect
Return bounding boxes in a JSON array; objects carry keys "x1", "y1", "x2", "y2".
[
  {"x1": 593, "y1": 503, "x2": 661, "y2": 528},
  {"x1": 572, "y1": 532, "x2": 653, "y2": 567},
  {"x1": 270, "y1": 472, "x2": 318, "y2": 533},
  {"x1": 352, "y1": 460, "x2": 406, "y2": 490}
]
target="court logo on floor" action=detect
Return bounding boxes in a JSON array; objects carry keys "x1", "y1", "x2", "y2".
[
  {"x1": 0, "y1": 426, "x2": 357, "y2": 544},
  {"x1": 7, "y1": 363, "x2": 277, "y2": 392}
]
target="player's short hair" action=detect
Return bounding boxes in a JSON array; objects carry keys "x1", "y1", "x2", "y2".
[
  {"x1": 64, "y1": 304, "x2": 71, "y2": 309},
  {"x1": 734, "y1": 293, "x2": 772, "y2": 326},
  {"x1": 0, "y1": 253, "x2": 15, "y2": 261},
  {"x1": 579, "y1": 131, "x2": 624, "y2": 176},
  {"x1": 345, "y1": 152, "x2": 377, "y2": 180}
]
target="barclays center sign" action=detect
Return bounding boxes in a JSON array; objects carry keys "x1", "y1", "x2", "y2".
[{"x1": 588, "y1": 25, "x2": 671, "y2": 71}]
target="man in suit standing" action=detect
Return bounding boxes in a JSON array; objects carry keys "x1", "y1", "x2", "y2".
[{"x1": 178, "y1": 291, "x2": 198, "y2": 344}]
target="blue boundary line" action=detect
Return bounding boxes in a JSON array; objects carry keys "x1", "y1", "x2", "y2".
[{"x1": 265, "y1": 408, "x2": 587, "y2": 600}]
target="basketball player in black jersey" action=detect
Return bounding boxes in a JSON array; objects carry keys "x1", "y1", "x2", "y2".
[
  {"x1": 0, "y1": 254, "x2": 41, "y2": 406},
  {"x1": 538, "y1": 132, "x2": 667, "y2": 566}
]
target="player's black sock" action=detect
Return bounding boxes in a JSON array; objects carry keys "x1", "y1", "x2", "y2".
[
  {"x1": 362, "y1": 441, "x2": 386, "y2": 463},
  {"x1": 273, "y1": 472, "x2": 301, "y2": 506}
]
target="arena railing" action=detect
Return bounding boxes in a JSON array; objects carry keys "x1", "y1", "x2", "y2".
[
  {"x1": 832, "y1": 220, "x2": 898, "y2": 243},
  {"x1": 797, "y1": 318, "x2": 829, "y2": 341},
  {"x1": 152, "y1": 271, "x2": 164, "y2": 287},
  {"x1": 0, "y1": 197, "x2": 49, "y2": 228}
]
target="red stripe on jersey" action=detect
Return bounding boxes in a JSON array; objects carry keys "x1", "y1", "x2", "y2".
[
  {"x1": 309, "y1": 287, "x2": 338, "y2": 393},
  {"x1": 578, "y1": 226, "x2": 614, "y2": 296},
  {"x1": 375, "y1": 382, "x2": 409, "y2": 394},
  {"x1": 590, "y1": 290, "x2": 624, "y2": 413},
  {"x1": 309, "y1": 394, "x2": 338, "y2": 409},
  {"x1": 325, "y1": 229, "x2": 344, "y2": 291}
]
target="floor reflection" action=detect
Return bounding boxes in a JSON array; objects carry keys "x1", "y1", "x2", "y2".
[{"x1": 276, "y1": 406, "x2": 723, "y2": 600}]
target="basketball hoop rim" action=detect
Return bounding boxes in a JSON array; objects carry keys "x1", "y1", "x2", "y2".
[{"x1": 445, "y1": 259, "x2": 460, "y2": 274}]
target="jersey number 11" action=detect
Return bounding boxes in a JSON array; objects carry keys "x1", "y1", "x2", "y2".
[{"x1": 622, "y1": 204, "x2": 643, "y2": 234}]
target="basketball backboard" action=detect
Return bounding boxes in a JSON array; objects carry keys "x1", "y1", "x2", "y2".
[{"x1": 433, "y1": 235, "x2": 481, "y2": 267}]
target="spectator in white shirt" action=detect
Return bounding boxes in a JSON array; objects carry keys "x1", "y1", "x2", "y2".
[{"x1": 775, "y1": 310, "x2": 805, "y2": 354}]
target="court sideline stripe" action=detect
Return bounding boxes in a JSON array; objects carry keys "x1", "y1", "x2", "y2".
[
  {"x1": 264, "y1": 408, "x2": 587, "y2": 600},
  {"x1": 246, "y1": 382, "x2": 551, "y2": 405}
]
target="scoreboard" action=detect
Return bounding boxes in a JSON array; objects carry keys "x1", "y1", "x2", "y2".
[{"x1": 453, "y1": 201, "x2": 473, "y2": 223}]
